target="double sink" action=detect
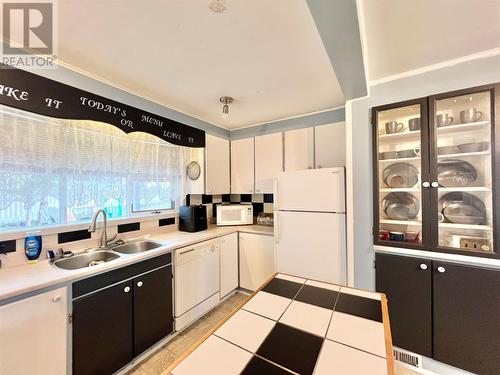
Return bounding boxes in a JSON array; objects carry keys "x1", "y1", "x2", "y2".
[{"x1": 51, "y1": 240, "x2": 163, "y2": 270}]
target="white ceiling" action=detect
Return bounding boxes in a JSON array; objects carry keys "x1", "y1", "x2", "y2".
[
  {"x1": 55, "y1": 0, "x2": 344, "y2": 129},
  {"x1": 361, "y1": 0, "x2": 500, "y2": 82}
]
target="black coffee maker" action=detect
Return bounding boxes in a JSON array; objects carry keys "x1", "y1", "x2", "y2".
[{"x1": 178, "y1": 205, "x2": 208, "y2": 232}]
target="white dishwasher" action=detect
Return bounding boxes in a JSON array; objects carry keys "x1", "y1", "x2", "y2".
[{"x1": 174, "y1": 241, "x2": 220, "y2": 330}]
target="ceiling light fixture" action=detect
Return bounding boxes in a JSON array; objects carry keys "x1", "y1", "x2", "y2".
[
  {"x1": 209, "y1": 0, "x2": 226, "y2": 13},
  {"x1": 220, "y1": 96, "x2": 233, "y2": 119}
]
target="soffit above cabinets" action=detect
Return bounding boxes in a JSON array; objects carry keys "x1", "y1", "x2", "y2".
[
  {"x1": 361, "y1": 0, "x2": 500, "y2": 83},
  {"x1": 54, "y1": 0, "x2": 345, "y2": 129}
]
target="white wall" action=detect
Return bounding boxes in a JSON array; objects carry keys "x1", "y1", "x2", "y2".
[{"x1": 347, "y1": 53, "x2": 500, "y2": 291}]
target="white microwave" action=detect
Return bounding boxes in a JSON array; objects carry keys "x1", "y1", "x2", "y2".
[{"x1": 216, "y1": 204, "x2": 253, "y2": 226}]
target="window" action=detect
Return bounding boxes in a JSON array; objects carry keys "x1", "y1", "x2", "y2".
[{"x1": 0, "y1": 106, "x2": 197, "y2": 232}]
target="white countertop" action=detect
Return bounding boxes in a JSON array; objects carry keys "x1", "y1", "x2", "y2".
[{"x1": 0, "y1": 225, "x2": 273, "y2": 302}]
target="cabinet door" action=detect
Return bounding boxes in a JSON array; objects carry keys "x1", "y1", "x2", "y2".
[
  {"x1": 429, "y1": 85, "x2": 499, "y2": 258},
  {"x1": 315, "y1": 122, "x2": 346, "y2": 168},
  {"x1": 239, "y1": 233, "x2": 275, "y2": 291},
  {"x1": 255, "y1": 133, "x2": 283, "y2": 193},
  {"x1": 0, "y1": 287, "x2": 68, "y2": 375},
  {"x1": 284, "y1": 127, "x2": 314, "y2": 171},
  {"x1": 433, "y1": 262, "x2": 500, "y2": 375},
  {"x1": 372, "y1": 99, "x2": 430, "y2": 249},
  {"x1": 133, "y1": 265, "x2": 173, "y2": 356},
  {"x1": 73, "y1": 280, "x2": 133, "y2": 375},
  {"x1": 220, "y1": 233, "x2": 239, "y2": 298},
  {"x1": 231, "y1": 138, "x2": 255, "y2": 193},
  {"x1": 206, "y1": 134, "x2": 230, "y2": 194},
  {"x1": 375, "y1": 253, "x2": 432, "y2": 357}
]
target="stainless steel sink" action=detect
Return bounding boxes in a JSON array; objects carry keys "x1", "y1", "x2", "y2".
[
  {"x1": 51, "y1": 250, "x2": 120, "y2": 270},
  {"x1": 111, "y1": 240, "x2": 163, "y2": 254}
]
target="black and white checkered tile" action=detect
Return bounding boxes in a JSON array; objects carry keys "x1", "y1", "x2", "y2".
[
  {"x1": 186, "y1": 194, "x2": 274, "y2": 223},
  {"x1": 171, "y1": 274, "x2": 388, "y2": 375}
]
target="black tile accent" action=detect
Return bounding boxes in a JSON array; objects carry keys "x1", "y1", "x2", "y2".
[
  {"x1": 262, "y1": 278, "x2": 303, "y2": 299},
  {"x1": 257, "y1": 323, "x2": 323, "y2": 375},
  {"x1": 212, "y1": 203, "x2": 218, "y2": 218},
  {"x1": 252, "y1": 202, "x2": 264, "y2": 217},
  {"x1": 241, "y1": 356, "x2": 292, "y2": 375},
  {"x1": 0, "y1": 239, "x2": 16, "y2": 254},
  {"x1": 264, "y1": 194, "x2": 274, "y2": 203},
  {"x1": 240, "y1": 194, "x2": 252, "y2": 202},
  {"x1": 202, "y1": 194, "x2": 213, "y2": 204},
  {"x1": 58, "y1": 229, "x2": 91, "y2": 244},
  {"x1": 335, "y1": 293, "x2": 383, "y2": 323},
  {"x1": 295, "y1": 285, "x2": 340, "y2": 310},
  {"x1": 221, "y1": 194, "x2": 231, "y2": 202},
  {"x1": 159, "y1": 217, "x2": 176, "y2": 227},
  {"x1": 117, "y1": 222, "x2": 140, "y2": 233},
  {"x1": 186, "y1": 194, "x2": 191, "y2": 205}
]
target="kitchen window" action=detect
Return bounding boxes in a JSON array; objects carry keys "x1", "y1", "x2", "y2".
[{"x1": 0, "y1": 106, "x2": 194, "y2": 232}]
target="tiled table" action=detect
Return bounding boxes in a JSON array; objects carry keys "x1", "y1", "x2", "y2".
[{"x1": 168, "y1": 273, "x2": 394, "y2": 375}]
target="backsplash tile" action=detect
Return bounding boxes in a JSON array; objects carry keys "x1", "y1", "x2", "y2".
[
  {"x1": 264, "y1": 194, "x2": 274, "y2": 203},
  {"x1": 58, "y1": 229, "x2": 91, "y2": 244},
  {"x1": 159, "y1": 217, "x2": 176, "y2": 227},
  {"x1": 0, "y1": 240, "x2": 16, "y2": 254}
]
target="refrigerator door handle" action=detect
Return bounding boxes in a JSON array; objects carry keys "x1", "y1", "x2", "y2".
[{"x1": 274, "y1": 211, "x2": 280, "y2": 244}]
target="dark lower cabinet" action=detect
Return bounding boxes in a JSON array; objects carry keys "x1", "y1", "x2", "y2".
[
  {"x1": 375, "y1": 253, "x2": 432, "y2": 357},
  {"x1": 433, "y1": 262, "x2": 500, "y2": 375},
  {"x1": 134, "y1": 264, "x2": 173, "y2": 355},
  {"x1": 72, "y1": 254, "x2": 173, "y2": 375},
  {"x1": 73, "y1": 280, "x2": 134, "y2": 375},
  {"x1": 376, "y1": 253, "x2": 500, "y2": 375}
]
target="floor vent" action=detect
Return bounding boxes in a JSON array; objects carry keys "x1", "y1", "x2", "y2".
[{"x1": 393, "y1": 347, "x2": 423, "y2": 369}]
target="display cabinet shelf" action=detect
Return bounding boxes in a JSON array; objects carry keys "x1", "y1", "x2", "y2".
[
  {"x1": 380, "y1": 188, "x2": 421, "y2": 193},
  {"x1": 436, "y1": 121, "x2": 489, "y2": 134},
  {"x1": 437, "y1": 151, "x2": 490, "y2": 159},
  {"x1": 379, "y1": 156, "x2": 421, "y2": 163},
  {"x1": 438, "y1": 222, "x2": 492, "y2": 230},
  {"x1": 380, "y1": 219, "x2": 421, "y2": 226}
]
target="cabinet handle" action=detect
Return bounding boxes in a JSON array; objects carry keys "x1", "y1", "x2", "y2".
[
  {"x1": 52, "y1": 295, "x2": 61, "y2": 303},
  {"x1": 431, "y1": 181, "x2": 439, "y2": 188},
  {"x1": 419, "y1": 263, "x2": 428, "y2": 270},
  {"x1": 137, "y1": 281, "x2": 143, "y2": 288},
  {"x1": 180, "y1": 249, "x2": 195, "y2": 255},
  {"x1": 437, "y1": 266, "x2": 446, "y2": 273},
  {"x1": 422, "y1": 181, "x2": 430, "y2": 188},
  {"x1": 124, "y1": 286, "x2": 131, "y2": 293}
]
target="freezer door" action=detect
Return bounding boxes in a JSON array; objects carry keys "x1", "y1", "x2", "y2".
[
  {"x1": 275, "y1": 211, "x2": 346, "y2": 284},
  {"x1": 274, "y1": 168, "x2": 345, "y2": 212}
]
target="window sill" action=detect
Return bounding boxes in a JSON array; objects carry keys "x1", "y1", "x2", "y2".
[{"x1": 0, "y1": 210, "x2": 177, "y2": 242}]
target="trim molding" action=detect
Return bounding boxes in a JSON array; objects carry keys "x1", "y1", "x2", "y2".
[
  {"x1": 230, "y1": 107, "x2": 345, "y2": 140},
  {"x1": 369, "y1": 47, "x2": 500, "y2": 87}
]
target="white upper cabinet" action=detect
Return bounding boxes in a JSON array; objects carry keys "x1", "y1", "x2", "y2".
[
  {"x1": 205, "y1": 134, "x2": 230, "y2": 194},
  {"x1": 230, "y1": 138, "x2": 255, "y2": 194},
  {"x1": 315, "y1": 122, "x2": 346, "y2": 168},
  {"x1": 255, "y1": 133, "x2": 283, "y2": 193},
  {"x1": 284, "y1": 127, "x2": 314, "y2": 171}
]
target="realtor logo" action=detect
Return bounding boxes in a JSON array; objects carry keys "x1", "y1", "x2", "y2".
[{"x1": 1, "y1": 1, "x2": 57, "y2": 68}]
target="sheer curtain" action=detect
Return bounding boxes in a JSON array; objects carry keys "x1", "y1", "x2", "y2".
[{"x1": 0, "y1": 106, "x2": 193, "y2": 231}]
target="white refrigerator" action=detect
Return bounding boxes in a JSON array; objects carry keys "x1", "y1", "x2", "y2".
[{"x1": 274, "y1": 167, "x2": 347, "y2": 284}]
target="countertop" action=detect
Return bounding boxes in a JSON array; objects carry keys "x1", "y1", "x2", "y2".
[
  {"x1": 0, "y1": 225, "x2": 273, "y2": 302},
  {"x1": 167, "y1": 273, "x2": 394, "y2": 375}
]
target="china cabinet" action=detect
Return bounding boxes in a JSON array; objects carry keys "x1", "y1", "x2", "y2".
[{"x1": 372, "y1": 83, "x2": 500, "y2": 258}]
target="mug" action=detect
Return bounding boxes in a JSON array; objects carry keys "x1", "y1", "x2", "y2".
[
  {"x1": 438, "y1": 212, "x2": 445, "y2": 223},
  {"x1": 385, "y1": 121, "x2": 404, "y2": 134},
  {"x1": 379, "y1": 230, "x2": 390, "y2": 241},
  {"x1": 379, "y1": 151, "x2": 398, "y2": 160},
  {"x1": 460, "y1": 108, "x2": 483, "y2": 124},
  {"x1": 436, "y1": 113, "x2": 454, "y2": 127},
  {"x1": 397, "y1": 147, "x2": 420, "y2": 158},
  {"x1": 405, "y1": 231, "x2": 420, "y2": 243},
  {"x1": 408, "y1": 118, "x2": 421, "y2": 131},
  {"x1": 389, "y1": 231, "x2": 405, "y2": 242}
]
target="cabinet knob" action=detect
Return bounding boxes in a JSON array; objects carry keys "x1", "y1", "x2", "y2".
[
  {"x1": 422, "y1": 181, "x2": 430, "y2": 188},
  {"x1": 431, "y1": 181, "x2": 439, "y2": 188},
  {"x1": 420, "y1": 264, "x2": 428, "y2": 270},
  {"x1": 437, "y1": 266, "x2": 446, "y2": 273},
  {"x1": 52, "y1": 295, "x2": 61, "y2": 303},
  {"x1": 124, "y1": 286, "x2": 131, "y2": 293},
  {"x1": 137, "y1": 281, "x2": 143, "y2": 287}
]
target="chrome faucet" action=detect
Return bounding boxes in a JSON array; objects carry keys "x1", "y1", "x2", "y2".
[{"x1": 88, "y1": 209, "x2": 117, "y2": 249}]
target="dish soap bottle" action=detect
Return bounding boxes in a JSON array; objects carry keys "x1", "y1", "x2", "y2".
[{"x1": 25, "y1": 232, "x2": 42, "y2": 264}]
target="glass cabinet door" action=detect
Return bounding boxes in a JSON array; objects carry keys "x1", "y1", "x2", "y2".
[
  {"x1": 430, "y1": 88, "x2": 496, "y2": 255},
  {"x1": 373, "y1": 100, "x2": 429, "y2": 247}
]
